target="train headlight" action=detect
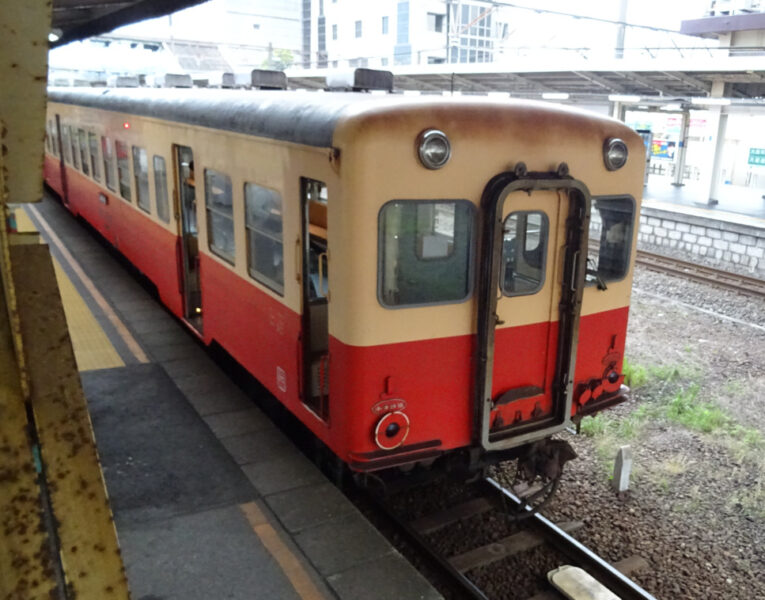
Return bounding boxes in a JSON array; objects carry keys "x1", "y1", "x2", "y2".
[
  {"x1": 417, "y1": 129, "x2": 451, "y2": 169},
  {"x1": 374, "y1": 411, "x2": 410, "y2": 450},
  {"x1": 603, "y1": 138, "x2": 628, "y2": 171}
]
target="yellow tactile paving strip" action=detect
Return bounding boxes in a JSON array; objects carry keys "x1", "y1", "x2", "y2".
[
  {"x1": 12, "y1": 205, "x2": 37, "y2": 233},
  {"x1": 13, "y1": 204, "x2": 124, "y2": 371},
  {"x1": 52, "y1": 258, "x2": 124, "y2": 371}
]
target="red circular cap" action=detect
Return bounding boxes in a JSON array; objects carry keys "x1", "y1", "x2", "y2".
[{"x1": 374, "y1": 411, "x2": 410, "y2": 451}]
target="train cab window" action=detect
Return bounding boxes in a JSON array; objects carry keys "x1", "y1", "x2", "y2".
[
  {"x1": 501, "y1": 211, "x2": 548, "y2": 296},
  {"x1": 101, "y1": 137, "x2": 116, "y2": 191},
  {"x1": 69, "y1": 127, "x2": 79, "y2": 170},
  {"x1": 153, "y1": 155, "x2": 170, "y2": 223},
  {"x1": 77, "y1": 129, "x2": 90, "y2": 176},
  {"x1": 379, "y1": 200, "x2": 474, "y2": 307},
  {"x1": 305, "y1": 181, "x2": 328, "y2": 301},
  {"x1": 115, "y1": 140, "x2": 131, "y2": 201},
  {"x1": 245, "y1": 182, "x2": 283, "y2": 294},
  {"x1": 62, "y1": 126, "x2": 72, "y2": 164},
  {"x1": 587, "y1": 196, "x2": 635, "y2": 285},
  {"x1": 204, "y1": 169, "x2": 235, "y2": 264},
  {"x1": 132, "y1": 146, "x2": 151, "y2": 213},
  {"x1": 88, "y1": 132, "x2": 101, "y2": 182}
]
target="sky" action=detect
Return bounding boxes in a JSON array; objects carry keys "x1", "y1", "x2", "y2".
[
  {"x1": 49, "y1": 0, "x2": 717, "y2": 75},
  {"x1": 108, "y1": 0, "x2": 713, "y2": 51}
]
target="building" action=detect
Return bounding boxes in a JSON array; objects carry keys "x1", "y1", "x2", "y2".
[{"x1": 300, "y1": 0, "x2": 508, "y2": 70}]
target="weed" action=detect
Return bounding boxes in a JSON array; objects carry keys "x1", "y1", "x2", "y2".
[
  {"x1": 579, "y1": 413, "x2": 606, "y2": 437},
  {"x1": 623, "y1": 359, "x2": 648, "y2": 389},
  {"x1": 666, "y1": 385, "x2": 728, "y2": 434}
]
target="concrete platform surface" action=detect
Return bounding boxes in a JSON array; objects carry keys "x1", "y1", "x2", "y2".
[{"x1": 27, "y1": 194, "x2": 443, "y2": 600}]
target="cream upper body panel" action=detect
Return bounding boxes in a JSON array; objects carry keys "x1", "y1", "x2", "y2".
[
  {"x1": 48, "y1": 100, "x2": 335, "y2": 316},
  {"x1": 329, "y1": 98, "x2": 644, "y2": 348}
]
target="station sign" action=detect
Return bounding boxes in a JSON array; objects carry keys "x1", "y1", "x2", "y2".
[{"x1": 748, "y1": 148, "x2": 765, "y2": 166}]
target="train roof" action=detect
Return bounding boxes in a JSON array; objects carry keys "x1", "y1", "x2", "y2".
[{"x1": 47, "y1": 87, "x2": 620, "y2": 149}]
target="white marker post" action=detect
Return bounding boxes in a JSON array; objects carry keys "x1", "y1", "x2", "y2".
[{"x1": 613, "y1": 445, "x2": 633, "y2": 493}]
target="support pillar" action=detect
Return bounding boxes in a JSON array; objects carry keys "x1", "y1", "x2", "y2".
[{"x1": 672, "y1": 109, "x2": 690, "y2": 187}]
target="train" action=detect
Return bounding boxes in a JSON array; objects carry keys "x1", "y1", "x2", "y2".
[{"x1": 43, "y1": 70, "x2": 643, "y2": 493}]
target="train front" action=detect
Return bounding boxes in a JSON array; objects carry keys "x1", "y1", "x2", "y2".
[{"x1": 326, "y1": 97, "x2": 644, "y2": 479}]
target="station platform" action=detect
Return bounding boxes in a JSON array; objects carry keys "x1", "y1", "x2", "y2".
[
  {"x1": 17, "y1": 194, "x2": 442, "y2": 600},
  {"x1": 644, "y1": 178, "x2": 765, "y2": 222}
]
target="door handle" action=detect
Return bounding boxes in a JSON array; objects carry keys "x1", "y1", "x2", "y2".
[
  {"x1": 570, "y1": 250, "x2": 580, "y2": 292},
  {"x1": 295, "y1": 237, "x2": 301, "y2": 281}
]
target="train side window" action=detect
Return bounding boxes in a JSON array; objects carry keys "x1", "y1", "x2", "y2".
[
  {"x1": 62, "y1": 126, "x2": 72, "y2": 164},
  {"x1": 88, "y1": 132, "x2": 101, "y2": 182},
  {"x1": 132, "y1": 146, "x2": 151, "y2": 213},
  {"x1": 46, "y1": 120, "x2": 54, "y2": 155},
  {"x1": 153, "y1": 155, "x2": 170, "y2": 223},
  {"x1": 501, "y1": 211, "x2": 549, "y2": 296},
  {"x1": 204, "y1": 169, "x2": 235, "y2": 264},
  {"x1": 379, "y1": 200, "x2": 474, "y2": 307},
  {"x1": 587, "y1": 196, "x2": 635, "y2": 285},
  {"x1": 115, "y1": 140, "x2": 132, "y2": 201},
  {"x1": 77, "y1": 129, "x2": 90, "y2": 176},
  {"x1": 245, "y1": 182, "x2": 283, "y2": 295},
  {"x1": 101, "y1": 137, "x2": 116, "y2": 191},
  {"x1": 69, "y1": 127, "x2": 80, "y2": 170},
  {"x1": 50, "y1": 119, "x2": 61, "y2": 158}
]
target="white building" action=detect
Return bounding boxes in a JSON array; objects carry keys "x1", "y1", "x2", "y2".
[{"x1": 300, "y1": 0, "x2": 508, "y2": 69}]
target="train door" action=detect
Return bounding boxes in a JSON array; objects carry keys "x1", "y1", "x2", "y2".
[
  {"x1": 300, "y1": 177, "x2": 329, "y2": 420},
  {"x1": 475, "y1": 170, "x2": 589, "y2": 450},
  {"x1": 172, "y1": 144, "x2": 203, "y2": 332},
  {"x1": 54, "y1": 114, "x2": 69, "y2": 206}
]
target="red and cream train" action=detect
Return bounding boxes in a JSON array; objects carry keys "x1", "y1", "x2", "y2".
[{"x1": 43, "y1": 76, "x2": 643, "y2": 481}]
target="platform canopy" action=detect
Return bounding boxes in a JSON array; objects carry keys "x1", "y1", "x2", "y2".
[
  {"x1": 51, "y1": 0, "x2": 206, "y2": 47},
  {"x1": 288, "y1": 58, "x2": 765, "y2": 105}
]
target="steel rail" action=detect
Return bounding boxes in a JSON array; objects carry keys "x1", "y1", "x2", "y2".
[
  {"x1": 364, "y1": 476, "x2": 656, "y2": 600},
  {"x1": 483, "y1": 478, "x2": 657, "y2": 600},
  {"x1": 635, "y1": 249, "x2": 765, "y2": 299}
]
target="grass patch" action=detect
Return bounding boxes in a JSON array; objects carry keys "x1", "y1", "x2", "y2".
[
  {"x1": 665, "y1": 385, "x2": 729, "y2": 433},
  {"x1": 622, "y1": 359, "x2": 648, "y2": 389}
]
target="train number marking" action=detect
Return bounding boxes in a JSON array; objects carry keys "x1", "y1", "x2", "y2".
[{"x1": 276, "y1": 366, "x2": 287, "y2": 393}]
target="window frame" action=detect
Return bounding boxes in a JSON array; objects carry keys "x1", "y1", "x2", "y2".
[
  {"x1": 586, "y1": 194, "x2": 636, "y2": 286},
  {"x1": 132, "y1": 145, "x2": 151, "y2": 214},
  {"x1": 500, "y1": 210, "x2": 550, "y2": 298},
  {"x1": 68, "y1": 126, "x2": 79, "y2": 169},
  {"x1": 77, "y1": 128, "x2": 89, "y2": 175},
  {"x1": 88, "y1": 132, "x2": 101, "y2": 182},
  {"x1": 101, "y1": 136, "x2": 116, "y2": 192},
  {"x1": 115, "y1": 139, "x2": 132, "y2": 201},
  {"x1": 153, "y1": 155, "x2": 171, "y2": 224},
  {"x1": 244, "y1": 181, "x2": 284, "y2": 296},
  {"x1": 61, "y1": 125, "x2": 72, "y2": 164},
  {"x1": 377, "y1": 199, "x2": 476, "y2": 310},
  {"x1": 204, "y1": 168, "x2": 236, "y2": 265}
]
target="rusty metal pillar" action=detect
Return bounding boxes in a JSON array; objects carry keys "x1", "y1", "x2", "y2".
[{"x1": 0, "y1": 2, "x2": 130, "y2": 598}]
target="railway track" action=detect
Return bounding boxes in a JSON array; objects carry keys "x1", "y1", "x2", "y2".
[
  {"x1": 368, "y1": 477, "x2": 656, "y2": 600},
  {"x1": 635, "y1": 249, "x2": 765, "y2": 299}
]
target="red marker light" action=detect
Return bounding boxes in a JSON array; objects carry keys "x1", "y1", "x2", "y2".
[{"x1": 123, "y1": 122, "x2": 130, "y2": 129}]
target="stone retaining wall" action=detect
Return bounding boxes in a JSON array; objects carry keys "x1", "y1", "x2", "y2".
[{"x1": 636, "y1": 206, "x2": 765, "y2": 276}]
